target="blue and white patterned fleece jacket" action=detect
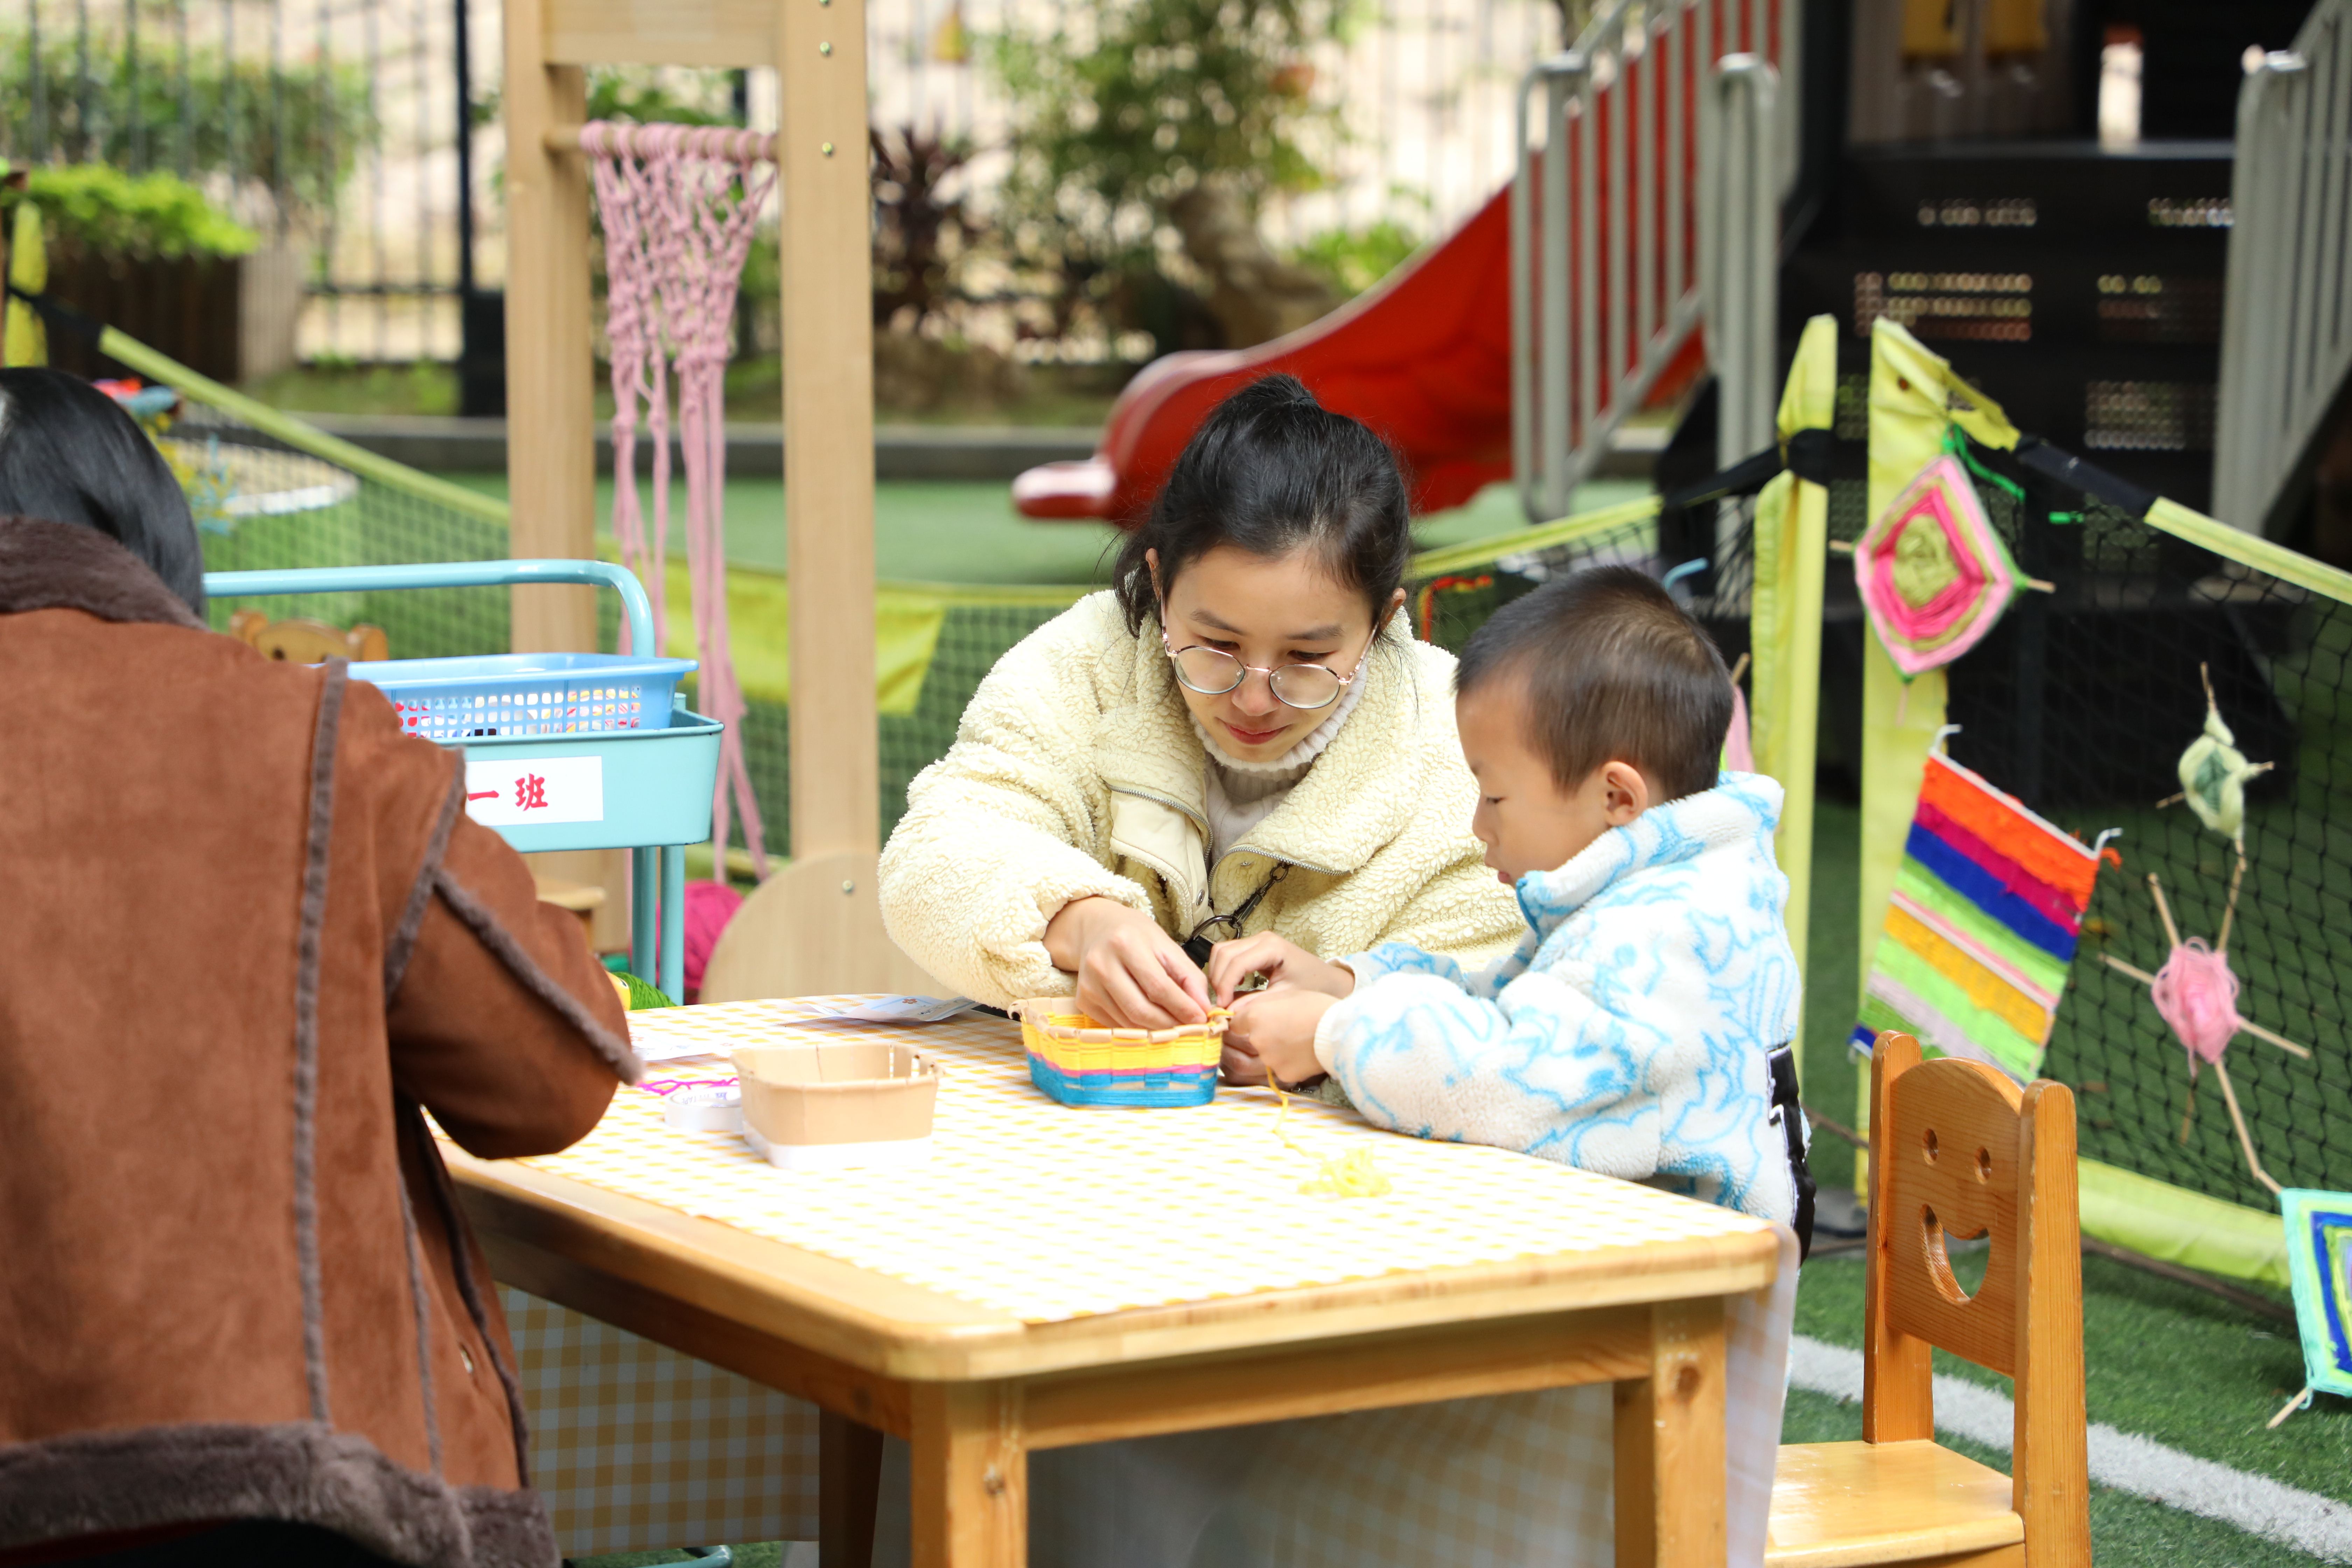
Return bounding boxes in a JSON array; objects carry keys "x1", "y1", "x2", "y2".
[{"x1": 1309, "y1": 774, "x2": 1803, "y2": 1222}]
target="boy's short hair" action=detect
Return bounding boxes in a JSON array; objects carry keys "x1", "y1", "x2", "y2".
[{"x1": 1454, "y1": 566, "x2": 1735, "y2": 803}]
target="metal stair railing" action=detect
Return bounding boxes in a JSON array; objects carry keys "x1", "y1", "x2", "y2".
[
  {"x1": 2215, "y1": 0, "x2": 2352, "y2": 537},
  {"x1": 1511, "y1": 0, "x2": 1799, "y2": 523}
]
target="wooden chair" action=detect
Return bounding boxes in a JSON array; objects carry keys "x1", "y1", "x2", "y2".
[
  {"x1": 228, "y1": 608, "x2": 390, "y2": 664},
  {"x1": 1765, "y1": 1032, "x2": 2090, "y2": 1568}
]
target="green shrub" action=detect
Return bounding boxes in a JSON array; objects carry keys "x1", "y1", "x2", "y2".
[
  {"x1": 989, "y1": 0, "x2": 1347, "y2": 351},
  {"x1": 1289, "y1": 218, "x2": 1423, "y2": 300},
  {"x1": 1, "y1": 163, "x2": 255, "y2": 260}
]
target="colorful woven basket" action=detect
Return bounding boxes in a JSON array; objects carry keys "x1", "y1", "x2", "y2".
[{"x1": 1016, "y1": 1000, "x2": 1230, "y2": 1108}]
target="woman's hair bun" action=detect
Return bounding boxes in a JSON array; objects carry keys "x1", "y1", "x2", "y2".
[
  {"x1": 1111, "y1": 373, "x2": 1413, "y2": 636},
  {"x1": 1228, "y1": 373, "x2": 1320, "y2": 412}
]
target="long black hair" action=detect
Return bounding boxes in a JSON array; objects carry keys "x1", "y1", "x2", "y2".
[
  {"x1": 1112, "y1": 374, "x2": 1413, "y2": 635},
  {"x1": 0, "y1": 367, "x2": 206, "y2": 615}
]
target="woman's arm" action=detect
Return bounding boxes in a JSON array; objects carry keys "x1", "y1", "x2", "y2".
[
  {"x1": 352, "y1": 700, "x2": 630, "y2": 1159},
  {"x1": 880, "y1": 598, "x2": 1160, "y2": 1008}
]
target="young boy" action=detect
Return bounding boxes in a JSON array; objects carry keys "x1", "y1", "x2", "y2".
[{"x1": 1216, "y1": 565, "x2": 1810, "y2": 1238}]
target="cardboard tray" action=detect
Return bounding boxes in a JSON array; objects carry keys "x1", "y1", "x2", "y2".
[{"x1": 731, "y1": 1042, "x2": 941, "y2": 1171}]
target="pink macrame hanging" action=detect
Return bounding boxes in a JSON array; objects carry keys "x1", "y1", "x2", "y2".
[{"x1": 582, "y1": 122, "x2": 777, "y2": 878}]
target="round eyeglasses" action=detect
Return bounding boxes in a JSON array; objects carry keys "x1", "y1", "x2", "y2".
[{"x1": 1161, "y1": 632, "x2": 1360, "y2": 711}]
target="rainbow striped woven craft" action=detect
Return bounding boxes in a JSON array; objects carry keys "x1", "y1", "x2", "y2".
[
  {"x1": 1852, "y1": 750, "x2": 2108, "y2": 1081},
  {"x1": 1017, "y1": 1000, "x2": 1228, "y2": 1108}
]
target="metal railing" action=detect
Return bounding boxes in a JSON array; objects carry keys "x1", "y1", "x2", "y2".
[
  {"x1": 1511, "y1": 0, "x2": 1797, "y2": 521},
  {"x1": 2215, "y1": 0, "x2": 2352, "y2": 537}
]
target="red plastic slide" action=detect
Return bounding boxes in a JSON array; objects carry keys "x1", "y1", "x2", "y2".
[{"x1": 1014, "y1": 187, "x2": 1518, "y2": 524}]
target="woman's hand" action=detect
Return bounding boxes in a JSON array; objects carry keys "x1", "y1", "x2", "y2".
[
  {"x1": 1227, "y1": 988, "x2": 1338, "y2": 1087},
  {"x1": 1043, "y1": 896, "x2": 1211, "y2": 1030},
  {"x1": 1203, "y1": 932, "x2": 1356, "y2": 1004}
]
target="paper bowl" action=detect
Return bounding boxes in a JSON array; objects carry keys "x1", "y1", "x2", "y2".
[{"x1": 730, "y1": 1042, "x2": 941, "y2": 1170}]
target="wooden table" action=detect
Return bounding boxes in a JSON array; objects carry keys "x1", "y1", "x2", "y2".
[{"x1": 447, "y1": 999, "x2": 1779, "y2": 1567}]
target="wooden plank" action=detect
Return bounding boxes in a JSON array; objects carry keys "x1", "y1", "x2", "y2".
[
  {"x1": 543, "y1": 0, "x2": 777, "y2": 65},
  {"x1": 500, "y1": 0, "x2": 596, "y2": 653},
  {"x1": 778, "y1": 0, "x2": 879, "y2": 861},
  {"x1": 450, "y1": 1141, "x2": 1779, "y2": 1381},
  {"x1": 1862, "y1": 1035, "x2": 1935, "y2": 1442},
  {"x1": 1881, "y1": 1058, "x2": 2025, "y2": 1380},
  {"x1": 1005, "y1": 1235, "x2": 1775, "y2": 1371},
  {"x1": 451, "y1": 1153, "x2": 1020, "y2": 1379},
  {"x1": 1021, "y1": 1306, "x2": 1648, "y2": 1449},
  {"x1": 1614, "y1": 1374, "x2": 1658, "y2": 1568},
  {"x1": 480, "y1": 1224, "x2": 915, "y2": 1437},
  {"x1": 820, "y1": 1412, "x2": 886, "y2": 1568},
  {"x1": 1649, "y1": 1295, "x2": 1727, "y2": 1568},
  {"x1": 699, "y1": 850, "x2": 950, "y2": 1000},
  {"x1": 2011, "y1": 1082, "x2": 2090, "y2": 1567},
  {"x1": 1764, "y1": 1440, "x2": 2023, "y2": 1568},
  {"x1": 910, "y1": 1382, "x2": 1026, "y2": 1568}
]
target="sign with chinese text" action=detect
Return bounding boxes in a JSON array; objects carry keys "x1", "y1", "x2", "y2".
[{"x1": 463, "y1": 755, "x2": 606, "y2": 828}]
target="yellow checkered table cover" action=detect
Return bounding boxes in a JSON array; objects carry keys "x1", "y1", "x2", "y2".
[
  {"x1": 514, "y1": 996, "x2": 1770, "y2": 1325},
  {"x1": 502, "y1": 1286, "x2": 817, "y2": 1555},
  {"x1": 483, "y1": 998, "x2": 1785, "y2": 1559}
]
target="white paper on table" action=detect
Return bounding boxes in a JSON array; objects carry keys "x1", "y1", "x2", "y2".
[{"x1": 805, "y1": 995, "x2": 983, "y2": 1025}]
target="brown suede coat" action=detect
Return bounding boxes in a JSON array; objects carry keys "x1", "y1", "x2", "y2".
[{"x1": 0, "y1": 518, "x2": 640, "y2": 1567}]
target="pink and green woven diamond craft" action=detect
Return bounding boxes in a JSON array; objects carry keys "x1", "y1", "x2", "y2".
[{"x1": 1856, "y1": 453, "x2": 2024, "y2": 678}]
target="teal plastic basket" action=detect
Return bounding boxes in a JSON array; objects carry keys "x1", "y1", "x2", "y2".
[
  {"x1": 203, "y1": 559, "x2": 715, "y2": 1002},
  {"x1": 357, "y1": 650, "x2": 695, "y2": 741}
]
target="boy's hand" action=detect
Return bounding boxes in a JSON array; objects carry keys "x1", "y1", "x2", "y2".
[
  {"x1": 1204, "y1": 933, "x2": 1355, "y2": 1004},
  {"x1": 1226, "y1": 988, "x2": 1338, "y2": 1087}
]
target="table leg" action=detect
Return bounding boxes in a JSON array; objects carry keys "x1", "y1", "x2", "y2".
[
  {"x1": 820, "y1": 1410, "x2": 884, "y2": 1568},
  {"x1": 909, "y1": 1381, "x2": 1026, "y2": 1568},
  {"x1": 1613, "y1": 1295, "x2": 1728, "y2": 1568}
]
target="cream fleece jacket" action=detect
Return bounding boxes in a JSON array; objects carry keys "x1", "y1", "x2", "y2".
[{"x1": 879, "y1": 591, "x2": 1524, "y2": 1008}]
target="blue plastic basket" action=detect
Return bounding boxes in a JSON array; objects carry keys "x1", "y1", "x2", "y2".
[
  {"x1": 203, "y1": 559, "x2": 715, "y2": 1003},
  {"x1": 353, "y1": 650, "x2": 696, "y2": 741}
]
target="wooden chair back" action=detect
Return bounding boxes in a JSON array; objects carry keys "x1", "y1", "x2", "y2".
[
  {"x1": 1863, "y1": 1032, "x2": 2090, "y2": 1566},
  {"x1": 228, "y1": 608, "x2": 390, "y2": 664}
]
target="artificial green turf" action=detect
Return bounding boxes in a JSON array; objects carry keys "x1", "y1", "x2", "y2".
[
  {"x1": 435, "y1": 475, "x2": 1649, "y2": 588},
  {"x1": 1795, "y1": 1247, "x2": 2351, "y2": 1504},
  {"x1": 572, "y1": 1548, "x2": 788, "y2": 1567},
  {"x1": 1779, "y1": 1385, "x2": 2330, "y2": 1568},
  {"x1": 1801, "y1": 797, "x2": 1864, "y2": 1196}
]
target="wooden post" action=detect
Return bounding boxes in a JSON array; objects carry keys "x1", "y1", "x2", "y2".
[
  {"x1": 500, "y1": 0, "x2": 595, "y2": 654},
  {"x1": 2014, "y1": 1081, "x2": 2091, "y2": 1566},
  {"x1": 502, "y1": 0, "x2": 623, "y2": 942},
  {"x1": 1614, "y1": 1296, "x2": 1728, "y2": 1568},
  {"x1": 909, "y1": 1382, "x2": 1027, "y2": 1568},
  {"x1": 819, "y1": 1410, "x2": 886, "y2": 1568},
  {"x1": 1861, "y1": 1033, "x2": 1935, "y2": 1442},
  {"x1": 777, "y1": 0, "x2": 878, "y2": 861}
]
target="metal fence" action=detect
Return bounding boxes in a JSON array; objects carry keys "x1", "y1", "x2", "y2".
[
  {"x1": 1511, "y1": 0, "x2": 1797, "y2": 520},
  {"x1": 6, "y1": 0, "x2": 1568, "y2": 370},
  {"x1": 4, "y1": 0, "x2": 486, "y2": 364},
  {"x1": 2214, "y1": 0, "x2": 2352, "y2": 538}
]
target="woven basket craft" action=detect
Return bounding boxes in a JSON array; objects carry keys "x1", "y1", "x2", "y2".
[{"x1": 1016, "y1": 999, "x2": 1231, "y2": 1108}]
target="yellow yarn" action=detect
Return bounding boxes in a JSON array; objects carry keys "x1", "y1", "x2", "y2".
[{"x1": 1266, "y1": 1076, "x2": 1392, "y2": 1197}]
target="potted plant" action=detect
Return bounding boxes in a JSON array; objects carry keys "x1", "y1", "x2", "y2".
[{"x1": 0, "y1": 163, "x2": 305, "y2": 382}]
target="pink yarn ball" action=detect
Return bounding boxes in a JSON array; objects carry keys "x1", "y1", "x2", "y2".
[
  {"x1": 2150, "y1": 938, "x2": 2241, "y2": 1066},
  {"x1": 681, "y1": 880, "x2": 746, "y2": 999}
]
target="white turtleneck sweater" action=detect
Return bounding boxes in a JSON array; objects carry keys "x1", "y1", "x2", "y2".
[{"x1": 1191, "y1": 666, "x2": 1370, "y2": 869}]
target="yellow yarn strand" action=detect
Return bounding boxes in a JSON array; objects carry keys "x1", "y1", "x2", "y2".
[{"x1": 1266, "y1": 1077, "x2": 1392, "y2": 1197}]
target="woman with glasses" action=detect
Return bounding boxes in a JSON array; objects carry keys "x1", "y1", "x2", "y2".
[{"x1": 879, "y1": 373, "x2": 1520, "y2": 1078}]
